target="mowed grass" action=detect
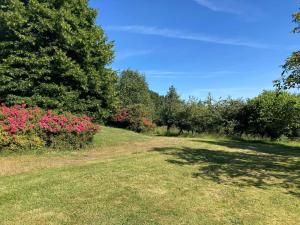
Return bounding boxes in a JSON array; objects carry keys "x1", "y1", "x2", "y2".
[
  {"x1": 93, "y1": 126, "x2": 152, "y2": 146},
  {"x1": 0, "y1": 127, "x2": 300, "y2": 225}
]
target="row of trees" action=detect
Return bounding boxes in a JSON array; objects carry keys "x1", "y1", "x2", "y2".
[
  {"x1": 112, "y1": 69, "x2": 300, "y2": 139},
  {"x1": 161, "y1": 88, "x2": 300, "y2": 139}
]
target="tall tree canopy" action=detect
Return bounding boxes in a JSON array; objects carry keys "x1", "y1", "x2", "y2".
[
  {"x1": 275, "y1": 6, "x2": 300, "y2": 89},
  {"x1": 118, "y1": 70, "x2": 152, "y2": 108},
  {"x1": 0, "y1": 0, "x2": 118, "y2": 120}
]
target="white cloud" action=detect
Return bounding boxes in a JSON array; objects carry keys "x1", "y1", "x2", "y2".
[
  {"x1": 193, "y1": 0, "x2": 264, "y2": 22},
  {"x1": 116, "y1": 49, "x2": 153, "y2": 60},
  {"x1": 190, "y1": 87, "x2": 262, "y2": 93},
  {"x1": 142, "y1": 70, "x2": 240, "y2": 78},
  {"x1": 183, "y1": 86, "x2": 273, "y2": 99},
  {"x1": 193, "y1": 0, "x2": 244, "y2": 15},
  {"x1": 107, "y1": 25, "x2": 270, "y2": 49}
]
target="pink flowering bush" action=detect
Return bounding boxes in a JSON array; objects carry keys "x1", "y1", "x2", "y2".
[
  {"x1": 0, "y1": 104, "x2": 100, "y2": 151},
  {"x1": 112, "y1": 106, "x2": 155, "y2": 133},
  {"x1": 0, "y1": 104, "x2": 42, "y2": 134}
]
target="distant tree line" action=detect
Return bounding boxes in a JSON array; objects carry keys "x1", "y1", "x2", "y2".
[{"x1": 111, "y1": 69, "x2": 300, "y2": 139}]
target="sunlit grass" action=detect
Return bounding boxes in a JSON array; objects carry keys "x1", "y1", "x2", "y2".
[
  {"x1": 93, "y1": 126, "x2": 151, "y2": 146},
  {"x1": 0, "y1": 127, "x2": 300, "y2": 224}
]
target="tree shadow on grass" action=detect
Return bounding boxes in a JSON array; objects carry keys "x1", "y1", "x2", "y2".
[
  {"x1": 152, "y1": 142, "x2": 300, "y2": 197},
  {"x1": 193, "y1": 139, "x2": 300, "y2": 157}
]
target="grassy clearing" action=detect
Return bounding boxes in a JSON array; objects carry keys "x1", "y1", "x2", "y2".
[
  {"x1": 93, "y1": 126, "x2": 152, "y2": 146},
  {"x1": 0, "y1": 127, "x2": 300, "y2": 225}
]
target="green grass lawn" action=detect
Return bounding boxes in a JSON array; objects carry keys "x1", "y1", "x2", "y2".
[
  {"x1": 0, "y1": 127, "x2": 300, "y2": 225},
  {"x1": 93, "y1": 126, "x2": 152, "y2": 146}
]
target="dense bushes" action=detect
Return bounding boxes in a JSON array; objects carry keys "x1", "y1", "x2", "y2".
[
  {"x1": 156, "y1": 89, "x2": 300, "y2": 139},
  {"x1": 237, "y1": 91, "x2": 300, "y2": 139},
  {"x1": 111, "y1": 105, "x2": 155, "y2": 133},
  {"x1": 0, "y1": 104, "x2": 99, "y2": 151}
]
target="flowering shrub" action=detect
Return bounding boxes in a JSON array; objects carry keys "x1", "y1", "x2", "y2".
[
  {"x1": 112, "y1": 108, "x2": 131, "y2": 128},
  {"x1": 0, "y1": 104, "x2": 42, "y2": 134},
  {"x1": 112, "y1": 106, "x2": 155, "y2": 132},
  {"x1": 0, "y1": 104, "x2": 100, "y2": 151},
  {"x1": 39, "y1": 111, "x2": 98, "y2": 134}
]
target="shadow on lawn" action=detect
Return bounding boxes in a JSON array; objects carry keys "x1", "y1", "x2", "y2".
[
  {"x1": 194, "y1": 139, "x2": 300, "y2": 157},
  {"x1": 152, "y1": 140, "x2": 300, "y2": 197}
]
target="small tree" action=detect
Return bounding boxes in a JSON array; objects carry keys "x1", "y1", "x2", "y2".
[
  {"x1": 112, "y1": 104, "x2": 154, "y2": 133},
  {"x1": 218, "y1": 98, "x2": 245, "y2": 135},
  {"x1": 118, "y1": 70, "x2": 152, "y2": 108},
  {"x1": 161, "y1": 86, "x2": 182, "y2": 133},
  {"x1": 275, "y1": 5, "x2": 300, "y2": 89},
  {"x1": 176, "y1": 97, "x2": 200, "y2": 134},
  {"x1": 149, "y1": 90, "x2": 164, "y2": 124}
]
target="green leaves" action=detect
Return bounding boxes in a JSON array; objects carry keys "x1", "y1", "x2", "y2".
[
  {"x1": 161, "y1": 86, "x2": 182, "y2": 131},
  {"x1": 244, "y1": 91, "x2": 300, "y2": 139},
  {"x1": 0, "y1": 0, "x2": 118, "y2": 121},
  {"x1": 275, "y1": 5, "x2": 300, "y2": 89},
  {"x1": 117, "y1": 69, "x2": 154, "y2": 119}
]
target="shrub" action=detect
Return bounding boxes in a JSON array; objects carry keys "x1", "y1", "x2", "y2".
[
  {"x1": 112, "y1": 105, "x2": 155, "y2": 133},
  {"x1": 39, "y1": 111, "x2": 99, "y2": 149},
  {"x1": 238, "y1": 91, "x2": 300, "y2": 139},
  {"x1": 0, "y1": 104, "x2": 99, "y2": 151},
  {"x1": 112, "y1": 108, "x2": 131, "y2": 129},
  {"x1": 8, "y1": 134, "x2": 45, "y2": 152},
  {"x1": 0, "y1": 127, "x2": 12, "y2": 149}
]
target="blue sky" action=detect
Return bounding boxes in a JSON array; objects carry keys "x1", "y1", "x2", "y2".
[{"x1": 89, "y1": 0, "x2": 299, "y2": 99}]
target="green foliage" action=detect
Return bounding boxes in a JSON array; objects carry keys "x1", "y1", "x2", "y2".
[
  {"x1": 118, "y1": 70, "x2": 152, "y2": 109},
  {"x1": 0, "y1": 0, "x2": 118, "y2": 121},
  {"x1": 217, "y1": 98, "x2": 245, "y2": 135},
  {"x1": 156, "y1": 89, "x2": 299, "y2": 140},
  {"x1": 275, "y1": 5, "x2": 300, "y2": 89},
  {"x1": 239, "y1": 91, "x2": 300, "y2": 139},
  {"x1": 43, "y1": 132, "x2": 95, "y2": 150},
  {"x1": 8, "y1": 134, "x2": 45, "y2": 151},
  {"x1": 114, "y1": 69, "x2": 157, "y2": 132},
  {"x1": 174, "y1": 96, "x2": 245, "y2": 135},
  {"x1": 176, "y1": 97, "x2": 202, "y2": 134},
  {"x1": 161, "y1": 86, "x2": 182, "y2": 132},
  {"x1": 126, "y1": 104, "x2": 155, "y2": 133},
  {"x1": 0, "y1": 127, "x2": 45, "y2": 152},
  {"x1": 112, "y1": 104, "x2": 155, "y2": 133},
  {"x1": 149, "y1": 90, "x2": 164, "y2": 123}
]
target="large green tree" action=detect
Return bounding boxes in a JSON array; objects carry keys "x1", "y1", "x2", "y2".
[
  {"x1": 0, "y1": 0, "x2": 118, "y2": 120},
  {"x1": 275, "y1": 6, "x2": 300, "y2": 89}
]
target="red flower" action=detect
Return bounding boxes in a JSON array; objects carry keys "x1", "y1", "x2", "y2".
[{"x1": 0, "y1": 104, "x2": 99, "y2": 136}]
